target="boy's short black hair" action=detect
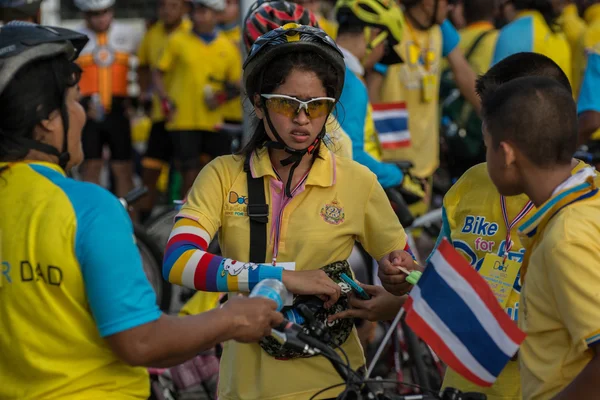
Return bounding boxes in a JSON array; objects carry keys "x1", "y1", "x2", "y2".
[
  {"x1": 481, "y1": 76, "x2": 577, "y2": 167},
  {"x1": 463, "y1": 0, "x2": 496, "y2": 24},
  {"x1": 476, "y1": 52, "x2": 572, "y2": 99}
]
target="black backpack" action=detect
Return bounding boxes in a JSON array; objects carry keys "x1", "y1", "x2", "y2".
[{"x1": 439, "y1": 30, "x2": 494, "y2": 177}]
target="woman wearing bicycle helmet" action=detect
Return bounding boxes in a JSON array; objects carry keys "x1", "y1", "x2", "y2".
[
  {"x1": 244, "y1": 0, "x2": 353, "y2": 159},
  {"x1": 163, "y1": 23, "x2": 416, "y2": 400},
  {"x1": 0, "y1": 22, "x2": 283, "y2": 400}
]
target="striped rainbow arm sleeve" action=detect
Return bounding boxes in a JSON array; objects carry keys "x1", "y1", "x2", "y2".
[{"x1": 163, "y1": 217, "x2": 284, "y2": 292}]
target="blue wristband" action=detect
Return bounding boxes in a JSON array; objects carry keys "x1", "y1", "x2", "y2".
[{"x1": 373, "y1": 62, "x2": 389, "y2": 76}]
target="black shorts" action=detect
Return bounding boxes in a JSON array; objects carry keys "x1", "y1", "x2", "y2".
[
  {"x1": 82, "y1": 109, "x2": 132, "y2": 161},
  {"x1": 142, "y1": 121, "x2": 172, "y2": 168},
  {"x1": 171, "y1": 130, "x2": 232, "y2": 170}
]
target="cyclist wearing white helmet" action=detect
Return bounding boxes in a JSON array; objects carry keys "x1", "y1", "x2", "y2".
[
  {"x1": 0, "y1": 0, "x2": 43, "y2": 23},
  {"x1": 74, "y1": 0, "x2": 140, "y2": 199},
  {"x1": 0, "y1": 23, "x2": 281, "y2": 400}
]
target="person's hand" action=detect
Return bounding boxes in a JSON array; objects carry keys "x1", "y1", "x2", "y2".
[
  {"x1": 221, "y1": 296, "x2": 284, "y2": 343},
  {"x1": 328, "y1": 283, "x2": 406, "y2": 322},
  {"x1": 282, "y1": 270, "x2": 342, "y2": 309},
  {"x1": 378, "y1": 250, "x2": 423, "y2": 296}
]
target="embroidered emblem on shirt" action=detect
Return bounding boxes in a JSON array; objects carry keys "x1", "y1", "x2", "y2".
[
  {"x1": 229, "y1": 191, "x2": 248, "y2": 205},
  {"x1": 225, "y1": 191, "x2": 248, "y2": 217},
  {"x1": 320, "y1": 198, "x2": 345, "y2": 225}
]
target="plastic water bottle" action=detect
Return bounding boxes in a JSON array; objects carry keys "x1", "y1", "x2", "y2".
[{"x1": 249, "y1": 279, "x2": 288, "y2": 312}]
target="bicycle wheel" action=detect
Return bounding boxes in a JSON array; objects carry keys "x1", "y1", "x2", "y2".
[
  {"x1": 135, "y1": 225, "x2": 172, "y2": 312},
  {"x1": 145, "y1": 208, "x2": 179, "y2": 251}
]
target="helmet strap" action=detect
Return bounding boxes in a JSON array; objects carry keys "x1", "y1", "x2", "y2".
[{"x1": 262, "y1": 108, "x2": 324, "y2": 197}]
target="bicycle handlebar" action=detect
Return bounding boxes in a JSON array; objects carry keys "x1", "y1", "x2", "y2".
[
  {"x1": 120, "y1": 186, "x2": 149, "y2": 208},
  {"x1": 280, "y1": 312, "x2": 486, "y2": 400}
]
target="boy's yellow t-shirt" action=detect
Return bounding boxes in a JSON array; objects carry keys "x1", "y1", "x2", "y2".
[
  {"x1": 517, "y1": 173, "x2": 600, "y2": 400},
  {"x1": 438, "y1": 161, "x2": 590, "y2": 400},
  {"x1": 157, "y1": 30, "x2": 241, "y2": 132},
  {"x1": 137, "y1": 19, "x2": 192, "y2": 123}
]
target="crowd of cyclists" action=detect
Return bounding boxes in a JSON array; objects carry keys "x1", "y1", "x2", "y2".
[{"x1": 1, "y1": 0, "x2": 600, "y2": 399}]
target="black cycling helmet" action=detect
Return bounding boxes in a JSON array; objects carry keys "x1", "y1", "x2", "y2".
[
  {"x1": 0, "y1": 0, "x2": 43, "y2": 22},
  {"x1": 0, "y1": 22, "x2": 88, "y2": 169},
  {"x1": 243, "y1": 23, "x2": 345, "y2": 197},
  {"x1": 242, "y1": 0, "x2": 320, "y2": 52}
]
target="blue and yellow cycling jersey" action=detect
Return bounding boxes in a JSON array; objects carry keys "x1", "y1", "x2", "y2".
[
  {"x1": 336, "y1": 48, "x2": 403, "y2": 189},
  {"x1": 0, "y1": 162, "x2": 161, "y2": 400},
  {"x1": 493, "y1": 10, "x2": 572, "y2": 84},
  {"x1": 577, "y1": 3, "x2": 600, "y2": 141}
]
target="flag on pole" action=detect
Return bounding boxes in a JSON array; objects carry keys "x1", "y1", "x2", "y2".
[
  {"x1": 372, "y1": 102, "x2": 410, "y2": 149},
  {"x1": 403, "y1": 239, "x2": 526, "y2": 387}
]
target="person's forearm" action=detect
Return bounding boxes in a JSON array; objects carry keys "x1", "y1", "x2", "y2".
[
  {"x1": 151, "y1": 69, "x2": 169, "y2": 99},
  {"x1": 578, "y1": 111, "x2": 600, "y2": 146},
  {"x1": 366, "y1": 71, "x2": 384, "y2": 103},
  {"x1": 447, "y1": 50, "x2": 481, "y2": 114},
  {"x1": 127, "y1": 310, "x2": 236, "y2": 368},
  {"x1": 164, "y1": 218, "x2": 283, "y2": 292},
  {"x1": 552, "y1": 354, "x2": 600, "y2": 399}
]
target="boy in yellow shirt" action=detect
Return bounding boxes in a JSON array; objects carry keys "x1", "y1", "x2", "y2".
[
  {"x1": 480, "y1": 72, "x2": 600, "y2": 399},
  {"x1": 138, "y1": 0, "x2": 191, "y2": 221},
  {"x1": 367, "y1": 52, "x2": 593, "y2": 400},
  {"x1": 153, "y1": 0, "x2": 241, "y2": 197}
]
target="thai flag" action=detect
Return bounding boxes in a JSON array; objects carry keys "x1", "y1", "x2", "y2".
[
  {"x1": 372, "y1": 102, "x2": 410, "y2": 149},
  {"x1": 403, "y1": 239, "x2": 526, "y2": 387}
]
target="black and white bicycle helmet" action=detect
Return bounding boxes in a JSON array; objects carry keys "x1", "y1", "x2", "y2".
[{"x1": 0, "y1": 22, "x2": 88, "y2": 169}]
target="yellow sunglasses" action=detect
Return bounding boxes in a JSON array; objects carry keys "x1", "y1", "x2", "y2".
[{"x1": 261, "y1": 94, "x2": 336, "y2": 119}]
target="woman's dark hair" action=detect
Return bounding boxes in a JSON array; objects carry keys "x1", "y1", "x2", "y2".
[
  {"x1": 238, "y1": 50, "x2": 340, "y2": 157},
  {"x1": 512, "y1": 0, "x2": 560, "y2": 30},
  {"x1": 0, "y1": 55, "x2": 81, "y2": 162}
]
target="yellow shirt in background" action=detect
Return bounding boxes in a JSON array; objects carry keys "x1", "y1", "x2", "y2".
[
  {"x1": 379, "y1": 23, "x2": 443, "y2": 178},
  {"x1": 458, "y1": 22, "x2": 498, "y2": 76},
  {"x1": 157, "y1": 30, "x2": 241, "y2": 132},
  {"x1": 493, "y1": 10, "x2": 572, "y2": 86},
  {"x1": 318, "y1": 14, "x2": 338, "y2": 39},
  {"x1": 137, "y1": 19, "x2": 192, "y2": 123},
  {"x1": 575, "y1": 4, "x2": 600, "y2": 140},
  {"x1": 560, "y1": 3, "x2": 587, "y2": 95},
  {"x1": 177, "y1": 145, "x2": 407, "y2": 399}
]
